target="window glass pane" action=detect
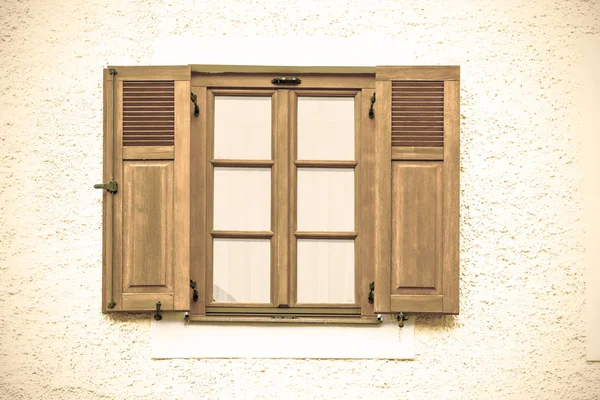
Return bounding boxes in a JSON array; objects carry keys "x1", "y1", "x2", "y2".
[
  {"x1": 297, "y1": 168, "x2": 354, "y2": 232},
  {"x1": 213, "y1": 238, "x2": 271, "y2": 303},
  {"x1": 214, "y1": 96, "x2": 272, "y2": 160},
  {"x1": 297, "y1": 239, "x2": 355, "y2": 304},
  {"x1": 214, "y1": 167, "x2": 271, "y2": 231},
  {"x1": 297, "y1": 97, "x2": 354, "y2": 161}
]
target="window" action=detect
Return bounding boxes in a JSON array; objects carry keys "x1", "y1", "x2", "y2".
[{"x1": 99, "y1": 65, "x2": 460, "y2": 323}]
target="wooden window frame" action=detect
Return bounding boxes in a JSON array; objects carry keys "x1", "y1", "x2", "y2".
[
  {"x1": 101, "y1": 64, "x2": 459, "y2": 323},
  {"x1": 189, "y1": 72, "x2": 378, "y2": 324}
]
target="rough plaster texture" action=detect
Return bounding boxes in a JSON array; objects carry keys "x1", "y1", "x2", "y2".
[{"x1": 1, "y1": 0, "x2": 600, "y2": 399}]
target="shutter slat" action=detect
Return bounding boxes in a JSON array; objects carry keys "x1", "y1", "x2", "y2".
[
  {"x1": 391, "y1": 80, "x2": 444, "y2": 148},
  {"x1": 123, "y1": 80, "x2": 175, "y2": 146}
]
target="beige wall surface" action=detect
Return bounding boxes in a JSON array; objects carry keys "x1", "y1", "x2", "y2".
[{"x1": 1, "y1": 0, "x2": 600, "y2": 399}]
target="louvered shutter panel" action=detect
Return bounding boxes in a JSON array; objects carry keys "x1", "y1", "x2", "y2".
[
  {"x1": 373, "y1": 66, "x2": 460, "y2": 314},
  {"x1": 102, "y1": 66, "x2": 191, "y2": 312}
]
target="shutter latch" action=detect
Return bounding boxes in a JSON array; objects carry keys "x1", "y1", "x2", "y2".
[
  {"x1": 154, "y1": 302, "x2": 163, "y2": 321},
  {"x1": 396, "y1": 312, "x2": 408, "y2": 328},
  {"x1": 271, "y1": 77, "x2": 301, "y2": 85},
  {"x1": 94, "y1": 181, "x2": 118, "y2": 194},
  {"x1": 368, "y1": 281, "x2": 374, "y2": 304}
]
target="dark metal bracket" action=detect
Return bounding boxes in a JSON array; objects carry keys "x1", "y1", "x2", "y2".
[
  {"x1": 190, "y1": 92, "x2": 200, "y2": 118},
  {"x1": 396, "y1": 312, "x2": 408, "y2": 328},
  {"x1": 190, "y1": 280, "x2": 199, "y2": 303},
  {"x1": 154, "y1": 302, "x2": 163, "y2": 321},
  {"x1": 107, "y1": 301, "x2": 116, "y2": 309},
  {"x1": 94, "y1": 181, "x2": 118, "y2": 194},
  {"x1": 271, "y1": 77, "x2": 301, "y2": 85},
  {"x1": 369, "y1": 92, "x2": 376, "y2": 119},
  {"x1": 108, "y1": 68, "x2": 117, "y2": 76},
  {"x1": 368, "y1": 281, "x2": 374, "y2": 304}
]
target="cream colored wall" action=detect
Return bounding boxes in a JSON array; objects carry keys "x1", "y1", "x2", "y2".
[{"x1": 1, "y1": 0, "x2": 599, "y2": 399}]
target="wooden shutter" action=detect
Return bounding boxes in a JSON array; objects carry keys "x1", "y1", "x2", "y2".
[
  {"x1": 373, "y1": 66, "x2": 460, "y2": 314},
  {"x1": 102, "y1": 66, "x2": 191, "y2": 312}
]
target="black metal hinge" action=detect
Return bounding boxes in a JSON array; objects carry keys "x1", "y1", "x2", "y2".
[
  {"x1": 94, "y1": 181, "x2": 118, "y2": 194},
  {"x1": 190, "y1": 280, "x2": 199, "y2": 303},
  {"x1": 369, "y1": 93, "x2": 376, "y2": 119},
  {"x1": 368, "y1": 281, "x2": 374, "y2": 304},
  {"x1": 190, "y1": 92, "x2": 199, "y2": 118}
]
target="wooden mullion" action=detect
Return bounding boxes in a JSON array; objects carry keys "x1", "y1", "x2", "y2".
[
  {"x1": 275, "y1": 89, "x2": 290, "y2": 307},
  {"x1": 211, "y1": 159, "x2": 274, "y2": 167},
  {"x1": 294, "y1": 160, "x2": 357, "y2": 168},
  {"x1": 211, "y1": 230, "x2": 274, "y2": 239}
]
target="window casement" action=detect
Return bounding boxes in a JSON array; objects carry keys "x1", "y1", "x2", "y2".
[{"x1": 99, "y1": 65, "x2": 460, "y2": 324}]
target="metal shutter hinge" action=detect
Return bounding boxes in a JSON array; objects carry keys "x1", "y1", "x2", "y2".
[
  {"x1": 190, "y1": 280, "x2": 199, "y2": 302},
  {"x1": 369, "y1": 93, "x2": 376, "y2": 119},
  {"x1": 190, "y1": 92, "x2": 199, "y2": 118},
  {"x1": 368, "y1": 281, "x2": 374, "y2": 304},
  {"x1": 94, "y1": 181, "x2": 118, "y2": 194}
]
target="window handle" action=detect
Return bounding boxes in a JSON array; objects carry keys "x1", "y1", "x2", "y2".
[{"x1": 271, "y1": 77, "x2": 301, "y2": 85}]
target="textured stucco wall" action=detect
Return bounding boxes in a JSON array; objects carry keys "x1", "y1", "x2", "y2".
[{"x1": 1, "y1": 0, "x2": 600, "y2": 399}]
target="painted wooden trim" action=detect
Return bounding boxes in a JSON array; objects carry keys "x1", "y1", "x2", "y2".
[
  {"x1": 113, "y1": 80, "x2": 124, "y2": 311},
  {"x1": 173, "y1": 81, "x2": 191, "y2": 311},
  {"x1": 442, "y1": 80, "x2": 460, "y2": 314},
  {"x1": 121, "y1": 293, "x2": 174, "y2": 311},
  {"x1": 211, "y1": 159, "x2": 274, "y2": 167},
  {"x1": 391, "y1": 146, "x2": 444, "y2": 161},
  {"x1": 205, "y1": 306, "x2": 360, "y2": 314},
  {"x1": 107, "y1": 65, "x2": 190, "y2": 81},
  {"x1": 294, "y1": 160, "x2": 357, "y2": 168},
  {"x1": 102, "y1": 69, "x2": 114, "y2": 313},
  {"x1": 210, "y1": 230, "x2": 274, "y2": 239},
  {"x1": 294, "y1": 231, "x2": 358, "y2": 239},
  {"x1": 275, "y1": 90, "x2": 291, "y2": 307},
  {"x1": 188, "y1": 316, "x2": 380, "y2": 324},
  {"x1": 191, "y1": 74, "x2": 375, "y2": 90},
  {"x1": 376, "y1": 66, "x2": 460, "y2": 81},
  {"x1": 373, "y1": 80, "x2": 392, "y2": 313},
  {"x1": 191, "y1": 65, "x2": 376, "y2": 74},
  {"x1": 359, "y1": 87, "x2": 377, "y2": 317},
  {"x1": 190, "y1": 86, "x2": 207, "y2": 316},
  {"x1": 123, "y1": 146, "x2": 174, "y2": 160},
  {"x1": 390, "y1": 295, "x2": 443, "y2": 313}
]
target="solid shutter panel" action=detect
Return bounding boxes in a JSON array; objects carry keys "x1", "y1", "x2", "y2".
[
  {"x1": 374, "y1": 66, "x2": 460, "y2": 314},
  {"x1": 101, "y1": 66, "x2": 191, "y2": 312}
]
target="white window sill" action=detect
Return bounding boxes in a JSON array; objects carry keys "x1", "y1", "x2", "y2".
[{"x1": 150, "y1": 313, "x2": 414, "y2": 360}]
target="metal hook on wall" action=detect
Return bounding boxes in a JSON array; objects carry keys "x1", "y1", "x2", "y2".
[{"x1": 396, "y1": 311, "x2": 408, "y2": 328}]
